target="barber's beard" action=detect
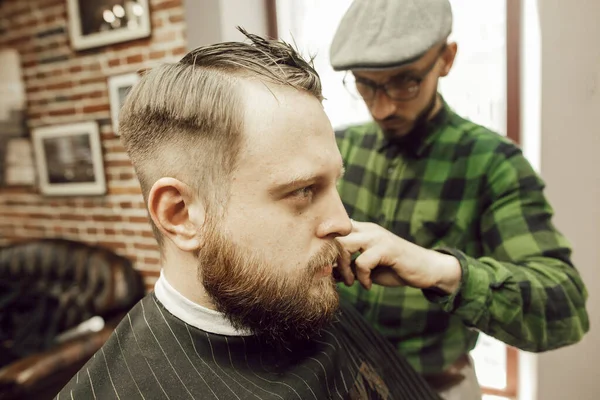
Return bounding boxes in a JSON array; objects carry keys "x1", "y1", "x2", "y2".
[
  {"x1": 381, "y1": 89, "x2": 439, "y2": 140},
  {"x1": 198, "y1": 227, "x2": 342, "y2": 346}
]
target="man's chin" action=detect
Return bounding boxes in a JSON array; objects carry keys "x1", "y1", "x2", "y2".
[{"x1": 381, "y1": 124, "x2": 413, "y2": 139}]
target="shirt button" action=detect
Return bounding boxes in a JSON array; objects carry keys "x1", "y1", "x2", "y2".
[{"x1": 387, "y1": 167, "x2": 394, "y2": 175}]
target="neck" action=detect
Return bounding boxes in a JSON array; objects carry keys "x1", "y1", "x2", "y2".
[
  {"x1": 428, "y1": 93, "x2": 443, "y2": 121},
  {"x1": 162, "y1": 250, "x2": 216, "y2": 310}
]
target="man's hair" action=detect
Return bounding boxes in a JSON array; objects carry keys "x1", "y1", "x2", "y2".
[{"x1": 119, "y1": 28, "x2": 323, "y2": 248}]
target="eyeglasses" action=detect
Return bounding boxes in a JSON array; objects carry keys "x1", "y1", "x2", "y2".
[{"x1": 343, "y1": 45, "x2": 447, "y2": 102}]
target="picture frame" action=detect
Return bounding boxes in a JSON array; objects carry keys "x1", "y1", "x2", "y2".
[
  {"x1": 108, "y1": 72, "x2": 140, "y2": 135},
  {"x1": 32, "y1": 121, "x2": 106, "y2": 196},
  {"x1": 67, "y1": 0, "x2": 151, "y2": 51}
]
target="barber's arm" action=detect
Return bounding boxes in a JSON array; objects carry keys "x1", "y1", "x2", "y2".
[{"x1": 336, "y1": 148, "x2": 589, "y2": 352}]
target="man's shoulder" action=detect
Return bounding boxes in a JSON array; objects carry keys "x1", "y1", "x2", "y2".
[
  {"x1": 439, "y1": 111, "x2": 525, "y2": 167},
  {"x1": 446, "y1": 112, "x2": 519, "y2": 153}
]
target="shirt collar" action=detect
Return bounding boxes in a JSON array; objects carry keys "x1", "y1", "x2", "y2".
[
  {"x1": 154, "y1": 270, "x2": 252, "y2": 336},
  {"x1": 377, "y1": 96, "x2": 451, "y2": 158}
]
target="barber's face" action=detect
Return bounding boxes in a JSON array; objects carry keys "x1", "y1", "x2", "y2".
[
  {"x1": 352, "y1": 43, "x2": 457, "y2": 138},
  {"x1": 199, "y1": 81, "x2": 352, "y2": 344}
]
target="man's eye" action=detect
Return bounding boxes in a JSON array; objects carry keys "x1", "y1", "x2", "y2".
[{"x1": 291, "y1": 185, "x2": 315, "y2": 200}]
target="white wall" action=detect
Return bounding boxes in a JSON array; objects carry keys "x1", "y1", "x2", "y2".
[
  {"x1": 534, "y1": 0, "x2": 600, "y2": 398},
  {"x1": 183, "y1": 0, "x2": 267, "y2": 50}
]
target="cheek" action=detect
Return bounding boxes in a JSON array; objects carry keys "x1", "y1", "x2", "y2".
[{"x1": 223, "y1": 202, "x2": 313, "y2": 265}]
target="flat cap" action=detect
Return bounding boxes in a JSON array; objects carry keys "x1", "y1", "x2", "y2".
[{"x1": 330, "y1": 0, "x2": 453, "y2": 71}]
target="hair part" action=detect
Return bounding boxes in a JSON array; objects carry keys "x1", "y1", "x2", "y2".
[{"x1": 119, "y1": 28, "x2": 323, "y2": 249}]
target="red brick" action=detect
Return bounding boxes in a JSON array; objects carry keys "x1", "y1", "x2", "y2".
[
  {"x1": 129, "y1": 216, "x2": 150, "y2": 224},
  {"x1": 80, "y1": 76, "x2": 105, "y2": 85},
  {"x1": 134, "y1": 243, "x2": 158, "y2": 251},
  {"x1": 108, "y1": 58, "x2": 121, "y2": 67},
  {"x1": 30, "y1": 213, "x2": 52, "y2": 219},
  {"x1": 126, "y1": 54, "x2": 144, "y2": 64},
  {"x1": 152, "y1": 18, "x2": 164, "y2": 29},
  {"x1": 83, "y1": 104, "x2": 110, "y2": 113},
  {"x1": 47, "y1": 81, "x2": 72, "y2": 90},
  {"x1": 99, "y1": 241, "x2": 127, "y2": 250},
  {"x1": 153, "y1": 0, "x2": 182, "y2": 11},
  {"x1": 149, "y1": 50, "x2": 166, "y2": 60},
  {"x1": 118, "y1": 172, "x2": 135, "y2": 180},
  {"x1": 92, "y1": 215, "x2": 121, "y2": 222},
  {"x1": 168, "y1": 14, "x2": 184, "y2": 23},
  {"x1": 108, "y1": 186, "x2": 142, "y2": 195},
  {"x1": 105, "y1": 160, "x2": 133, "y2": 168},
  {"x1": 59, "y1": 214, "x2": 87, "y2": 221},
  {"x1": 69, "y1": 65, "x2": 83, "y2": 73},
  {"x1": 172, "y1": 46, "x2": 186, "y2": 56},
  {"x1": 144, "y1": 257, "x2": 160, "y2": 265},
  {"x1": 81, "y1": 201, "x2": 96, "y2": 208},
  {"x1": 49, "y1": 107, "x2": 76, "y2": 116}
]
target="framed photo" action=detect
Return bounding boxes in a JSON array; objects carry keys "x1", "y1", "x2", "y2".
[
  {"x1": 32, "y1": 121, "x2": 106, "y2": 196},
  {"x1": 108, "y1": 72, "x2": 140, "y2": 135},
  {"x1": 67, "y1": 0, "x2": 151, "y2": 51}
]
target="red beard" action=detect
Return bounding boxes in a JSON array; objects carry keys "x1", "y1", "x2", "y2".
[{"x1": 198, "y1": 223, "x2": 342, "y2": 346}]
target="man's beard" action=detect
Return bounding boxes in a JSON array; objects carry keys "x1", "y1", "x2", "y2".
[
  {"x1": 380, "y1": 89, "x2": 439, "y2": 140},
  {"x1": 198, "y1": 224, "x2": 342, "y2": 346}
]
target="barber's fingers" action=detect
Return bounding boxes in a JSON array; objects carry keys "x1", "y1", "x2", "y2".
[
  {"x1": 353, "y1": 249, "x2": 384, "y2": 290},
  {"x1": 335, "y1": 248, "x2": 355, "y2": 286},
  {"x1": 335, "y1": 232, "x2": 372, "y2": 254}
]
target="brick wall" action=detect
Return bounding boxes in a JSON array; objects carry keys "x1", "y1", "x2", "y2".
[{"x1": 0, "y1": 0, "x2": 188, "y2": 289}]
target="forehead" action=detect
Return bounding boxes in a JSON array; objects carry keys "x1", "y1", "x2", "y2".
[{"x1": 235, "y1": 80, "x2": 340, "y2": 180}]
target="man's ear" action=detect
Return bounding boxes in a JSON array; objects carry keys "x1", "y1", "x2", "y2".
[
  {"x1": 440, "y1": 42, "x2": 458, "y2": 77},
  {"x1": 147, "y1": 177, "x2": 206, "y2": 252}
]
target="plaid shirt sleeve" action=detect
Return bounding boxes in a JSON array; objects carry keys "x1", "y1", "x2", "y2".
[{"x1": 424, "y1": 144, "x2": 589, "y2": 352}]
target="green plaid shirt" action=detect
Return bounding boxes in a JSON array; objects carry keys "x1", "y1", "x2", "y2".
[{"x1": 335, "y1": 100, "x2": 589, "y2": 375}]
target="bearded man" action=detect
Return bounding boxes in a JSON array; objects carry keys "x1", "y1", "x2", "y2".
[{"x1": 55, "y1": 30, "x2": 441, "y2": 400}]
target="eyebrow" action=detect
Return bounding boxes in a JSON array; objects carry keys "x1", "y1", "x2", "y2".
[{"x1": 269, "y1": 166, "x2": 346, "y2": 195}]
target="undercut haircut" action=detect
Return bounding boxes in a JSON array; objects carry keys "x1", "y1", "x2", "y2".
[{"x1": 118, "y1": 28, "x2": 323, "y2": 248}]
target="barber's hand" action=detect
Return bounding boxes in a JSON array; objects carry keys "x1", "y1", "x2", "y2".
[{"x1": 335, "y1": 220, "x2": 462, "y2": 294}]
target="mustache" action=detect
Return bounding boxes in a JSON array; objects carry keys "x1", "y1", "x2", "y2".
[{"x1": 307, "y1": 240, "x2": 343, "y2": 275}]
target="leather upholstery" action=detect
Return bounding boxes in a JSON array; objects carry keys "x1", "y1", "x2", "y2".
[{"x1": 0, "y1": 238, "x2": 144, "y2": 400}]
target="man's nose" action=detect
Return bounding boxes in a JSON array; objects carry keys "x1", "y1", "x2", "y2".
[
  {"x1": 317, "y1": 190, "x2": 352, "y2": 239},
  {"x1": 369, "y1": 89, "x2": 397, "y2": 120}
]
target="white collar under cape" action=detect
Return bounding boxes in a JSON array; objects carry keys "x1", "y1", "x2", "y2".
[{"x1": 154, "y1": 270, "x2": 252, "y2": 336}]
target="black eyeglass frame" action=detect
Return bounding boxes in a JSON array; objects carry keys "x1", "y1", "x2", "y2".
[{"x1": 343, "y1": 44, "x2": 448, "y2": 102}]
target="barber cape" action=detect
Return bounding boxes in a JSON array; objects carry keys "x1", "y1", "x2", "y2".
[{"x1": 56, "y1": 275, "x2": 440, "y2": 400}]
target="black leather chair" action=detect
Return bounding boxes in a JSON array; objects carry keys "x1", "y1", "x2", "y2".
[{"x1": 0, "y1": 238, "x2": 145, "y2": 400}]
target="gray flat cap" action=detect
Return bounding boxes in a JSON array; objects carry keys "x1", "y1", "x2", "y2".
[{"x1": 330, "y1": 0, "x2": 453, "y2": 71}]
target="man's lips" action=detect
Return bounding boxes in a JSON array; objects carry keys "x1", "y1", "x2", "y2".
[{"x1": 315, "y1": 264, "x2": 334, "y2": 278}]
